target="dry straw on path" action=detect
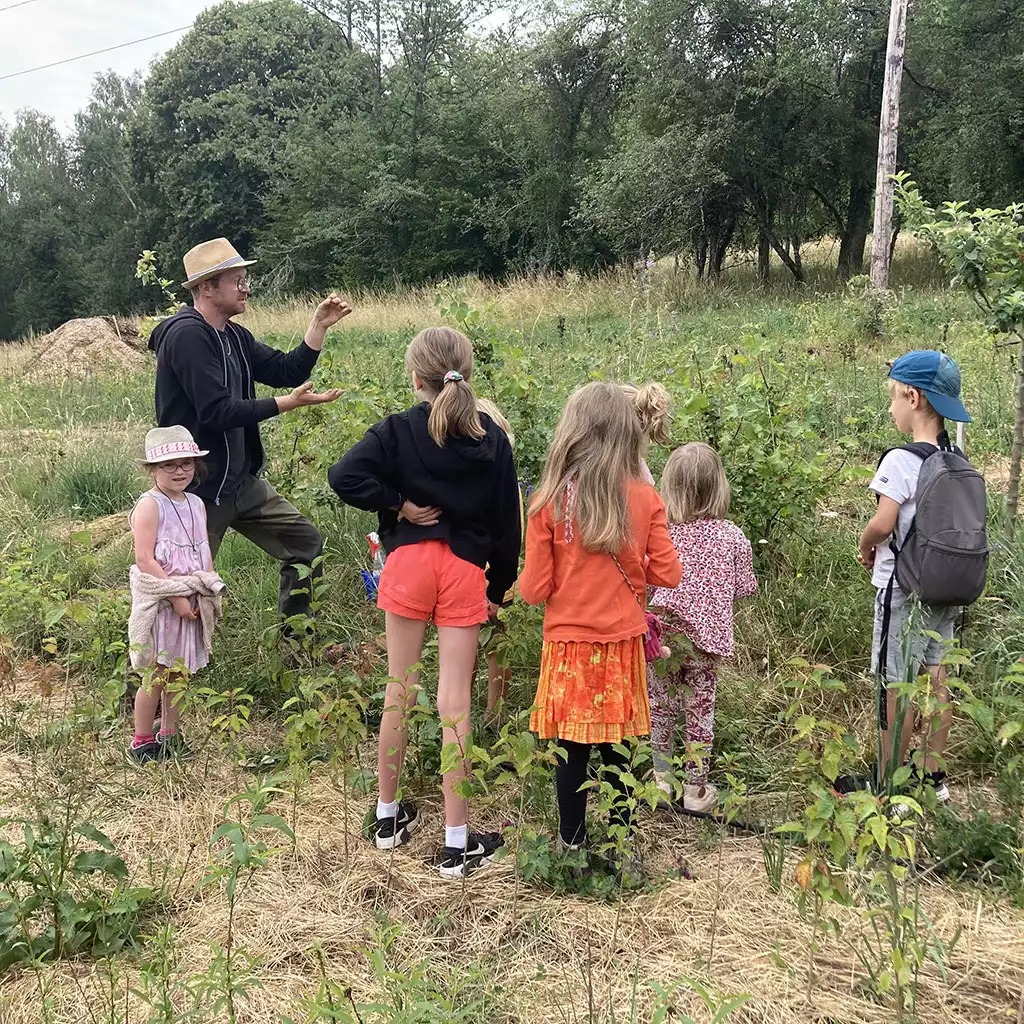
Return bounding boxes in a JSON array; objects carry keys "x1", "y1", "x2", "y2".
[{"x1": 0, "y1": 731, "x2": 1021, "y2": 1024}]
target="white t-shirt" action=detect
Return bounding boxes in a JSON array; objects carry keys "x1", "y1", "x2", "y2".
[{"x1": 869, "y1": 449, "x2": 924, "y2": 589}]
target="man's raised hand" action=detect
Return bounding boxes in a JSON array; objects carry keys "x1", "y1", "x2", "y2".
[
  {"x1": 277, "y1": 381, "x2": 343, "y2": 413},
  {"x1": 313, "y1": 293, "x2": 353, "y2": 329}
]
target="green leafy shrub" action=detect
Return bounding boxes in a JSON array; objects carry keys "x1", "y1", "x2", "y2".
[{"x1": 0, "y1": 819, "x2": 154, "y2": 968}]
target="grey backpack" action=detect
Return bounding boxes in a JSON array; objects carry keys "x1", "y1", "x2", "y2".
[
  {"x1": 875, "y1": 441, "x2": 988, "y2": 731},
  {"x1": 888, "y1": 441, "x2": 988, "y2": 607}
]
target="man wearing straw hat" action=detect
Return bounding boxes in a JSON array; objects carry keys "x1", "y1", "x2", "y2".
[{"x1": 148, "y1": 238, "x2": 352, "y2": 625}]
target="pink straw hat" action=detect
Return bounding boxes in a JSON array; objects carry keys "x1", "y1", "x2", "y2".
[{"x1": 139, "y1": 426, "x2": 209, "y2": 465}]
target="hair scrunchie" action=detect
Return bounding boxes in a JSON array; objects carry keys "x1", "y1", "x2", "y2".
[{"x1": 443, "y1": 370, "x2": 464, "y2": 385}]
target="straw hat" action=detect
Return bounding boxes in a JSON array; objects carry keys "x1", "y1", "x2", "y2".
[
  {"x1": 139, "y1": 426, "x2": 210, "y2": 465},
  {"x1": 181, "y1": 238, "x2": 257, "y2": 289}
]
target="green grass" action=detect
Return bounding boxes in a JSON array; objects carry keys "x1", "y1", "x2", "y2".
[{"x1": 7, "y1": 448, "x2": 139, "y2": 520}]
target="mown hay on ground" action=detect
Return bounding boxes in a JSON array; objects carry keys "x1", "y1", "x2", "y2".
[{"x1": 0, "y1": 710, "x2": 1021, "y2": 1024}]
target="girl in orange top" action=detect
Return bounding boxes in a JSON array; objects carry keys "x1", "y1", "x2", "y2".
[{"x1": 519, "y1": 382, "x2": 681, "y2": 850}]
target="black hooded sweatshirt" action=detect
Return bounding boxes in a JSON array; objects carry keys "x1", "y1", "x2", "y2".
[
  {"x1": 328, "y1": 404, "x2": 521, "y2": 606},
  {"x1": 149, "y1": 306, "x2": 319, "y2": 503}
]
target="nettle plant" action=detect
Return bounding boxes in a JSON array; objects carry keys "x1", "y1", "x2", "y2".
[
  {"x1": 0, "y1": 808, "x2": 153, "y2": 969},
  {"x1": 674, "y1": 330, "x2": 831, "y2": 550}
]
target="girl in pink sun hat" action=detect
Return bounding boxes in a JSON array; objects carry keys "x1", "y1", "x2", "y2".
[{"x1": 127, "y1": 426, "x2": 225, "y2": 764}]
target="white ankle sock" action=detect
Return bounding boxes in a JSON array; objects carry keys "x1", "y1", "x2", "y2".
[
  {"x1": 376, "y1": 799, "x2": 398, "y2": 820},
  {"x1": 445, "y1": 824, "x2": 468, "y2": 850}
]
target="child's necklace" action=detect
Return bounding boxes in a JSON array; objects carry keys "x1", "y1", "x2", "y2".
[{"x1": 157, "y1": 487, "x2": 198, "y2": 554}]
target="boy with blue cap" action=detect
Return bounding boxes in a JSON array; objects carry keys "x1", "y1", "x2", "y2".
[{"x1": 857, "y1": 351, "x2": 974, "y2": 802}]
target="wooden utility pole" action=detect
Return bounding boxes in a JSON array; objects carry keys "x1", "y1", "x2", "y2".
[{"x1": 870, "y1": 0, "x2": 910, "y2": 290}]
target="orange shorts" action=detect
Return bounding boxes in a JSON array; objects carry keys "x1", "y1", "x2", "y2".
[{"x1": 376, "y1": 540, "x2": 487, "y2": 628}]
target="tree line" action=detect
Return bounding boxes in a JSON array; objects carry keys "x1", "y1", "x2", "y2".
[{"x1": 0, "y1": 0, "x2": 1021, "y2": 339}]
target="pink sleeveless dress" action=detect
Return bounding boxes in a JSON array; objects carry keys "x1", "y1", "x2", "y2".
[{"x1": 130, "y1": 489, "x2": 212, "y2": 673}]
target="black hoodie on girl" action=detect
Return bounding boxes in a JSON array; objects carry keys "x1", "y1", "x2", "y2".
[{"x1": 328, "y1": 404, "x2": 521, "y2": 605}]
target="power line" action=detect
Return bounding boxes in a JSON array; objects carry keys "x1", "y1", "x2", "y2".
[
  {"x1": 0, "y1": 25, "x2": 192, "y2": 82},
  {"x1": 0, "y1": 0, "x2": 42, "y2": 12},
  {"x1": 0, "y1": 0, "x2": 282, "y2": 84}
]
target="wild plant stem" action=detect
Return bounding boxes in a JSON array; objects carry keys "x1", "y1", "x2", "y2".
[
  {"x1": 225, "y1": 879, "x2": 237, "y2": 1024},
  {"x1": 341, "y1": 744, "x2": 351, "y2": 869},
  {"x1": 806, "y1": 895, "x2": 821, "y2": 1003},
  {"x1": 583, "y1": 900, "x2": 595, "y2": 1024},
  {"x1": 511, "y1": 778, "x2": 526, "y2": 925},
  {"x1": 708, "y1": 821, "x2": 725, "y2": 967}
]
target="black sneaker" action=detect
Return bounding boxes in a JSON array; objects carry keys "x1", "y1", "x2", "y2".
[
  {"x1": 126, "y1": 740, "x2": 164, "y2": 764},
  {"x1": 916, "y1": 767, "x2": 950, "y2": 803},
  {"x1": 438, "y1": 831, "x2": 503, "y2": 879},
  {"x1": 926, "y1": 771, "x2": 950, "y2": 803},
  {"x1": 373, "y1": 801, "x2": 420, "y2": 850}
]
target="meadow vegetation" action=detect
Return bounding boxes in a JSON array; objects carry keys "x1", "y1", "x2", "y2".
[{"x1": 0, "y1": 252, "x2": 1023, "y2": 1023}]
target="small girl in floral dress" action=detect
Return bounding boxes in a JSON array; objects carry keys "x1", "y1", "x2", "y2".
[
  {"x1": 648, "y1": 443, "x2": 757, "y2": 812},
  {"x1": 129, "y1": 426, "x2": 223, "y2": 764},
  {"x1": 520, "y1": 382, "x2": 681, "y2": 851}
]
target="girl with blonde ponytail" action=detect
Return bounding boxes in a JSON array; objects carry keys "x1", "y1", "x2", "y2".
[{"x1": 329, "y1": 326, "x2": 521, "y2": 880}]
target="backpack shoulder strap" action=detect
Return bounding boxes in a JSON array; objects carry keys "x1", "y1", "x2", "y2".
[
  {"x1": 896, "y1": 442, "x2": 938, "y2": 461},
  {"x1": 875, "y1": 442, "x2": 933, "y2": 469}
]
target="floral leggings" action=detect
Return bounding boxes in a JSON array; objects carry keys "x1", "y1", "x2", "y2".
[{"x1": 647, "y1": 649, "x2": 719, "y2": 784}]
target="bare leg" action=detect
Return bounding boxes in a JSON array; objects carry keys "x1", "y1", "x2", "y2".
[
  {"x1": 134, "y1": 669, "x2": 164, "y2": 739},
  {"x1": 378, "y1": 613, "x2": 428, "y2": 804},
  {"x1": 159, "y1": 670, "x2": 184, "y2": 736},
  {"x1": 437, "y1": 624, "x2": 481, "y2": 828},
  {"x1": 485, "y1": 652, "x2": 511, "y2": 726}
]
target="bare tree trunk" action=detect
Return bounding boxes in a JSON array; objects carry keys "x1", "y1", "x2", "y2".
[
  {"x1": 870, "y1": 0, "x2": 909, "y2": 291},
  {"x1": 766, "y1": 230, "x2": 805, "y2": 283},
  {"x1": 888, "y1": 223, "x2": 901, "y2": 264},
  {"x1": 710, "y1": 220, "x2": 735, "y2": 279},
  {"x1": 696, "y1": 237, "x2": 708, "y2": 280},
  {"x1": 757, "y1": 230, "x2": 770, "y2": 284},
  {"x1": 1007, "y1": 333, "x2": 1024, "y2": 532},
  {"x1": 838, "y1": 182, "x2": 872, "y2": 279}
]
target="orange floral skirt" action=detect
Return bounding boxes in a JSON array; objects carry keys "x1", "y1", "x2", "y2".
[{"x1": 529, "y1": 635, "x2": 650, "y2": 745}]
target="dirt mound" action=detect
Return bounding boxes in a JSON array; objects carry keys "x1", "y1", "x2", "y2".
[{"x1": 26, "y1": 317, "x2": 149, "y2": 380}]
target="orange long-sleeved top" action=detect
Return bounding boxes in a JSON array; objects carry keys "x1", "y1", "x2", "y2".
[{"x1": 519, "y1": 479, "x2": 682, "y2": 643}]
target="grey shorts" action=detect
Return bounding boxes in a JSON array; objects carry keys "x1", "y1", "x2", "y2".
[{"x1": 871, "y1": 586, "x2": 959, "y2": 683}]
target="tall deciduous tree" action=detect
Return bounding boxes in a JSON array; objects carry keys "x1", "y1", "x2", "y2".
[
  {"x1": 1, "y1": 111, "x2": 83, "y2": 336},
  {"x1": 129, "y1": 0, "x2": 374, "y2": 287},
  {"x1": 73, "y1": 72, "x2": 146, "y2": 315}
]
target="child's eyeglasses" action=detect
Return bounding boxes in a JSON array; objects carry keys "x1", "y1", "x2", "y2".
[{"x1": 155, "y1": 460, "x2": 195, "y2": 472}]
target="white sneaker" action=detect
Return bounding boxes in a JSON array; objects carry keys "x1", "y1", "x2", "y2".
[{"x1": 683, "y1": 784, "x2": 718, "y2": 814}]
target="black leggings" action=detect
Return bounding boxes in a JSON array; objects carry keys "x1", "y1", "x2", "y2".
[{"x1": 555, "y1": 740, "x2": 633, "y2": 847}]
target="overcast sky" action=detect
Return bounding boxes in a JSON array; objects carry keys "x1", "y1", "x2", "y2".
[{"x1": 0, "y1": 0, "x2": 219, "y2": 131}]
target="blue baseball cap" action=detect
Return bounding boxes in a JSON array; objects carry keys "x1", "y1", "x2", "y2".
[{"x1": 888, "y1": 350, "x2": 971, "y2": 423}]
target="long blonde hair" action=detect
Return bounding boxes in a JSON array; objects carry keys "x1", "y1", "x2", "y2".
[
  {"x1": 620, "y1": 382, "x2": 673, "y2": 445},
  {"x1": 404, "y1": 327, "x2": 484, "y2": 447},
  {"x1": 476, "y1": 398, "x2": 514, "y2": 448},
  {"x1": 530, "y1": 382, "x2": 642, "y2": 552},
  {"x1": 661, "y1": 442, "x2": 730, "y2": 522}
]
